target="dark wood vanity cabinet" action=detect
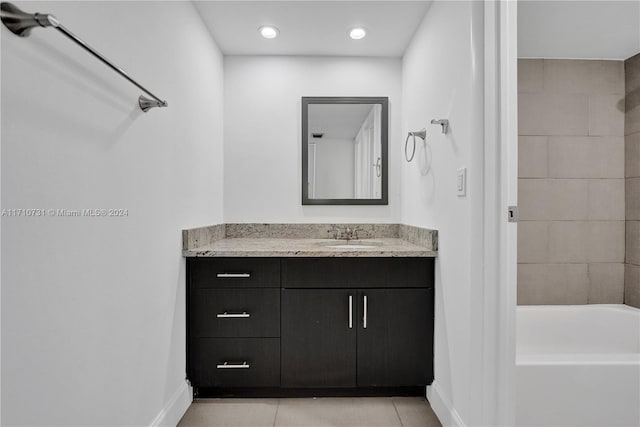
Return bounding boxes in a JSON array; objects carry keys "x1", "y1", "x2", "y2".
[
  {"x1": 187, "y1": 257, "x2": 434, "y2": 396},
  {"x1": 356, "y1": 288, "x2": 433, "y2": 387},
  {"x1": 281, "y1": 289, "x2": 357, "y2": 387},
  {"x1": 281, "y1": 288, "x2": 433, "y2": 388},
  {"x1": 187, "y1": 258, "x2": 281, "y2": 390}
]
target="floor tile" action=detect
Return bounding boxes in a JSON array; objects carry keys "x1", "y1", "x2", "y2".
[
  {"x1": 178, "y1": 399, "x2": 278, "y2": 427},
  {"x1": 274, "y1": 397, "x2": 402, "y2": 427},
  {"x1": 392, "y1": 397, "x2": 442, "y2": 427}
]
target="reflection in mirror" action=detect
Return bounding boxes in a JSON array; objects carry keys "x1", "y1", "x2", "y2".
[{"x1": 302, "y1": 97, "x2": 388, "y2": 205}]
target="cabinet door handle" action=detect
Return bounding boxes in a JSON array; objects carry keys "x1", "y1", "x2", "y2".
[
  {"x1": 216, "y1": 312, "x2": 250, "y2": 318},
  {"x1": 216, "y1": 273, "x2": 251, "y2": 278},
  {"x1": 363, "y1": 295, "x2": 368, "y2": 329},
  {"x1": 216, "y1": 361, "x2": 250, "y2": 369},
  {"x1": 348, "y1": 295, "x2": 353, "y2": 329}
]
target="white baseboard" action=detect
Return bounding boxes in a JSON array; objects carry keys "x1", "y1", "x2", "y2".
[
  {"x1": 149, "y1": 381, "x2": 192, "y2": 427},
  {"x1": 427, "y1": 381, "x2": 466, "y2": 427}
]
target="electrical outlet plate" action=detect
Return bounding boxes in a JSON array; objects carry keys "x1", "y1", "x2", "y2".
[{"x1": 457, "y1": 167, "x2": 466, "y2": 197}]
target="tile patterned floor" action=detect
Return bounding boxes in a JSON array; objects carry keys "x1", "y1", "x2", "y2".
[{"x1": 178, "y1": 397, "x2": 442, "y2": 427}]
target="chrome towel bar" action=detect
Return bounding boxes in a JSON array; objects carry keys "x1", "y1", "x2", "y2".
[{"x1": 0, "y1": 2, "x2": 168, "y2": 112}]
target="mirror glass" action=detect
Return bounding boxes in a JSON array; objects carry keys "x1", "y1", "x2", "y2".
[{"x1": 302, "y1": 97, "x2": 388, "y2": 205}]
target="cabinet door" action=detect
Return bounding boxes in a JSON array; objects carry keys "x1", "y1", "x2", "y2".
[
  {"x1": 357, "y1": 289, "x2": 433, "y2": 386},
  {"x1": 281, "y1": 289, "x2": 356, "y2": 387}
]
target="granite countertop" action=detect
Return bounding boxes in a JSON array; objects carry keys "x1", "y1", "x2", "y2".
[
  {"x1": 182, "y1": 224, "x2": 438, "y2": 258},
  {"x1": 183, "y1": 237, "x2": 436, "y2": 257}
]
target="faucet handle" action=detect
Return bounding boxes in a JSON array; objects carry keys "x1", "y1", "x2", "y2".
[
  {"x1": 352, "y1": 227, "x2": 366, "y2": 240},
  {"x1": 327, "y1": 226, "x2": 341, "y2": 240}
]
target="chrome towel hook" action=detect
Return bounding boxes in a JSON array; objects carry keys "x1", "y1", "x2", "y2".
[
  {"x1": 405, "y1": 129, "x2": 426, "y2": 162},
  {"x1": 431, "y1": 119, "x2": 449, "y2": 134}
]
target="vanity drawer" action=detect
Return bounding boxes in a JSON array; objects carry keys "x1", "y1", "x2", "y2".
[
  {"x1": 191, "y1": 288, "x2": 280, "y2": 338},
  {"x1": 190, "y1": 338, "x2": 280, "y2": 387},
  {"x1": 282, "y1": 257, "x2": 433, "y2": 288},
  {"x1": 189, "y1": 258, "x2": 280, "y2": 288}
]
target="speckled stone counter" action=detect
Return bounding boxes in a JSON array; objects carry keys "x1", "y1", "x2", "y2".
[
  {"x1": 183, "y1": 237, "x2": 436, "y2": 257},
  {"x1": 182, "y1": 223, "x2": 438, "y2": 258}
]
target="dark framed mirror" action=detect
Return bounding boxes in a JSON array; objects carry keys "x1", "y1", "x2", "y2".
[{"x1": 302, "y1": 97, "x2": 389, "y2": 205}]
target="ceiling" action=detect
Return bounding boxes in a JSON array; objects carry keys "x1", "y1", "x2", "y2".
[
  {"x1": 308, "y1": 104, "x2": 374, "y2": 140},
  {"x1": 193, "y1": 1, "x2": 432, "y2": 57},
  {"x1": 518, "y1": 1, "x2": 640, "y2": 60}
]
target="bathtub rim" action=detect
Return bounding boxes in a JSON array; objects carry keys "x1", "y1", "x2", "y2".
[
  {"x1": 516, "y1": 303, "x2": 640, "y2": 365},
  {"x1": 517, "y1": 303, "x2": 639, "y2": 314}
]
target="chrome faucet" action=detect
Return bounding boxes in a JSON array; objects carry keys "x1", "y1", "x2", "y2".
[{"x1": 328, "y1": 226, "x2": 365, "y2": 241}]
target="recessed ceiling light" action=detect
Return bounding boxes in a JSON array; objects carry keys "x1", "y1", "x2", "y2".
[
  {"x1": 349, "y1": 27, "x2": 367, "y2": 40},
  {"x1": 259, "y1": 25, "x2": 279, "y2": 39}
]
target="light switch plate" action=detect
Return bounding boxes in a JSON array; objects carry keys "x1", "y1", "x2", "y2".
[{"x1": 457, "y1": 167, "x2": 466, "y2": 197}]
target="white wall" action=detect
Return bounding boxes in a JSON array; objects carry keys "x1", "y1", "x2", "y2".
[
  {"x1": 223, "y1": 56, "x2": 401, "y2": 222},
  {"x1": 1, "y1": 2, "x2": 224, "y2": 425},
  {"x1": 402, "y1": 1, "x2": 485, "y2": 425},
  {"x1": 314, "y1": 138, "x2": 355, "y2": 199}
]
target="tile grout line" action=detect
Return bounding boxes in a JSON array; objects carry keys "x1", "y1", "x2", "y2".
[{"x1": 391, "y1": 398, "x2": 405, "y2": 427}]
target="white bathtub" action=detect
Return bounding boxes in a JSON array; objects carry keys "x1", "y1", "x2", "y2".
[{"x1": 516, "y1": 304, "x2": 640, "y2": 427}]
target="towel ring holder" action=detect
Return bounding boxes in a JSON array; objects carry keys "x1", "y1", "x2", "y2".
[{"x1": 405, "y1": 129, "x2": 426, "y2": 162}]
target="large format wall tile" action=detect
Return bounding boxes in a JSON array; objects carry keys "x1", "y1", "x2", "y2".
[
  {"x1": 627, "y1": 104, "x2": 640, "y2": 135},
  {"x1": 626, "y1": 177, "x2": 640, "y2": 220},
  {"x1": 519, "y1": 136, "x2": 548, "y2": 178},
  {"x1": 588, "y1": 94, "x2": 625, "y2": 137},
  {"x1": 588, "y1": 221, "x2": 626, "y2": 263},
  {"x1": 626, "y1": 132, "x2": 640, "y2": 177},
  {"x1": 519, "y1": 93, "x2": 589, "y2": 136},
  {"x1": 518, "y1": 221, "x2": 549, "y2": 263},
  {"x1": 547, "y1": 136, "x2": 624, "y2": 178},
  {"x1": 626, "y1": 70, "x2": 640, "y2": 135},
  {"x1": 587, "y1": 179, "x2": 625, "y2": 220},
  {"x1": 626, "y1": 54, "x2": 640, "y2": 93},
  {"x1": 519, "y1": 179, "x2": 588, "y2": 221},
  {"x1": 518, "y1": 59, "x2": 626, "y2": 305},
  {"x1": 517, "y1": 264, "x2": 589, "y2": 305},
  {"x1": 518, "y1": 59, "x2": 543, "y2": 93},
  {"x1": 546, "y1": 221, "x2": 624, "y2": 263},
  {"x1": 626, "y1": 54, "x2": 640, "y2": 135},
  {"x1": 519, "y1": 178, "x2": 625, "y2": 223},
  {"x1": 588, "y1": 263, "x2": 625, "y2": 303},
  {"x1": 626, "y1": 221, "x2": 640, "y2": 265},
  {"x1": 543, "y1": 59, "x2": 624, "y2": 95},
  {"x1": 625, "y1": 264, "x2": 640, "y2": 308},
  {"x1": 547, "y1": 221, "x2": 589, "y2": 263},
  {"x1": 625, "y1": 54, "x2": 640, "y2": 309}
]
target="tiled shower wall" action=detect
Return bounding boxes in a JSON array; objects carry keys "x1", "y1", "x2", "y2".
[
  {"x1": 625, "y1": 54, "x2": 640, "y2": 308},
  {"x1": 518, "y1": 59, "x2": 626, "y2": 305}
]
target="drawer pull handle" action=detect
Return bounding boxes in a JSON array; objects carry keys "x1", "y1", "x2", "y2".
[
  {"x1": 348, "y1": 295, "x2": 353, "y2": 329},
  {"x1": 363, "y1": 295, "x2": 368, "y2": 329},
  {"x1": 216, "y1": 273, "x2": 251, "y2": 278},
  {"x1": 216, "y1": 361, "x2": 250, "y2": 369},
  {"x1": 216, "y1": 312, "x2": 250, "y2": 318}
]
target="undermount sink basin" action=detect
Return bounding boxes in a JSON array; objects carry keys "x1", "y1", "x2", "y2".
[{"x1": 320, "y1": 241, "x2": 383, "y2": 249}]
